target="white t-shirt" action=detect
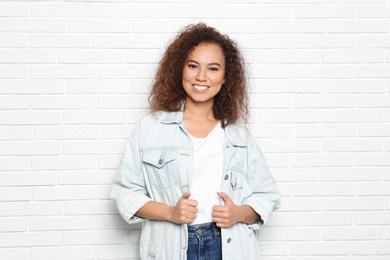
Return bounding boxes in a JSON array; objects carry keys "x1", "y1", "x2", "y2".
[{"x1": 187, "y1": 122, "x2": 225, "y2": 225}]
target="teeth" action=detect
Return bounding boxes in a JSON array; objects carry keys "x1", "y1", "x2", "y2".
[{"x1": 194, "y1": 85, "x2": 208, "y2": 91}]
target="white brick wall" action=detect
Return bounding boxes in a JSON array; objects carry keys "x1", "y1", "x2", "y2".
[{"x1": 0, "y1": 1, "x2": 389, "y2": 259}]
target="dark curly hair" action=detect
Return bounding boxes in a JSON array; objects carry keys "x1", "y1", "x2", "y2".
[{"x1": 148, "y1": 23, "x2": 248, "y2": 128}]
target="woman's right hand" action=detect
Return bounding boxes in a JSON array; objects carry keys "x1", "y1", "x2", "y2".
[{"x1": 169, "y1": 192, "x2": 198, "y2": 224}]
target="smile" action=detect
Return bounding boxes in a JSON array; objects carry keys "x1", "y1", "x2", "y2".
[{"x1": 193, "y1": 85, "x2": 209, "y2": 92}]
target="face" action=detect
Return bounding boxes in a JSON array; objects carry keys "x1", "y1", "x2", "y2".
[{"x1": 182, "y1": 43, "x2": 226, "y2": 107}]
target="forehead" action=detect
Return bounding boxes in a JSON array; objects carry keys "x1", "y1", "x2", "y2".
[{"x1": 187, "y1": 43, "x2": 225, "y2": 61}]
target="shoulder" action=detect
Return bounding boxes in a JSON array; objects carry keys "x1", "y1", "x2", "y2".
[{"x1": 225, "y1": 123, "x2": 253, "y2": 146}]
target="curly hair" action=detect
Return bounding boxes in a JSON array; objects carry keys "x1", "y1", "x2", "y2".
[{"x1": 148, "y1": 23, "x2": 248, "y2": 128}]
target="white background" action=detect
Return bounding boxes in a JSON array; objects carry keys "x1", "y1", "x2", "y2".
[{"x1": 0, "y1": 0, "x2": 390, "y2": 259}]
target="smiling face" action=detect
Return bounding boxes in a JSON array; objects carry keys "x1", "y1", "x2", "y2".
[{"x1": 182, "y1": 42, "x2": 226, "y2": 109}]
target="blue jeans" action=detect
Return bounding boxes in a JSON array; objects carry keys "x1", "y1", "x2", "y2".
[{"x1": 187, "y1": 222, "x2": 222, "y2": 260}]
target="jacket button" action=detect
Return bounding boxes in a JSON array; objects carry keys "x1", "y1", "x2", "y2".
[
  {"x1": 227, "y1": 238, "x2": 232, "y2": 243},
  {"x1": 158, "y1": 158, "x2": 163, "y2": 165},
  {"x1": 224, "y1": 175, "x2": 229, "y2": 180}
]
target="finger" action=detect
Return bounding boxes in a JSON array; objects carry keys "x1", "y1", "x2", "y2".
[
  {"x1": 212, "y1": 205, "x2": 225, "y2": 212},
  {"x1": 181, "y1": 192, "x2": 191, "y2": 199},
  {"x1": 217, "y1": 192, "x2": 232, "y2": 204}
]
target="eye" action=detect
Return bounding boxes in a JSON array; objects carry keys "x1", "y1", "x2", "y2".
[
  {"x1": 209, "y1": 67, "x2": 219, "y2": 71},
  {"x1": 188, "y1": 64, "x2": 198, "y2": 69}
]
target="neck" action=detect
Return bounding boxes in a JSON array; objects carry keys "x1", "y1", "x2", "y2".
[{"x1": 183, "y1": 98, "x2": 215, "y2": 121}]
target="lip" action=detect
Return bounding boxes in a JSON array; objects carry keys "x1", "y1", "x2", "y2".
[{"x1": 193, "y1": 84, "x2": 209, "y2": 93}]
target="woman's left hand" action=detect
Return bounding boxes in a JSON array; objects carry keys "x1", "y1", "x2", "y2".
[{"x1": 212, "y1": 192, "x2": 259, "y2": 228}]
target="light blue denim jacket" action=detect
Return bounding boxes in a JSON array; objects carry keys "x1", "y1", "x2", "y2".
[{"x1": 111, "y1": 111, "x2": 280, "y2": 260}]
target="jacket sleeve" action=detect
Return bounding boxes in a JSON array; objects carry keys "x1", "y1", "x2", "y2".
[
  {"x1": 111, "y1": 120, "x2": 152, "y2": 224},
  {"x1": 242, "y1": 134, "x2": 281, "y2": 230}
]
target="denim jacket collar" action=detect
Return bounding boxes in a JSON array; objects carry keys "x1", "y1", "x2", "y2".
[{"x1": 161, "y1": 111, "x2": 248, "y2": 147}]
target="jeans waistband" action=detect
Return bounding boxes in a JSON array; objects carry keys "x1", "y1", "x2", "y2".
[{"x1": 188, "y1": 222, "x2": 221, "y2": 237}]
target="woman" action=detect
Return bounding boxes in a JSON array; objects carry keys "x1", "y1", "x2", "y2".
[{"x1": 111, "y1": 23, "x2": 280, "y2": 260}]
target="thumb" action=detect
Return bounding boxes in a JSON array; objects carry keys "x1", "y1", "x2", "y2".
[
  {"x1": 217, "y1": 192, "x2": 232, "y2": 204},
  {"x1": 181, "y1": 192, "x2": 191, "y2": 199}
]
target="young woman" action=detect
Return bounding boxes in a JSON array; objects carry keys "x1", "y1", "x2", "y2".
[{"x1": 111, "y1": 23, "x2": 280, "y2": 260}]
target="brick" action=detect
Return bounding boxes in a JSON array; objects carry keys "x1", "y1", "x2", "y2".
[
  {"x1": 30, "y1": 65, "x2": 96, "y2": 79},
  {"x1": 251, "y1": 65, "x2": 290, "y2": 79},
  {"x1": 357, "y1": 35, "x2": 390, "y2": 48},
  {"x1": 197, "y1": 20, "x2": 264, "y2": 34},
  {"x1": 293, "y1": 35, "x2": 355, "y2": 49},
  {"x1": 97, "y1": 245, "x2": 141, "y2": 259},
  {"x1": 97, "y1": 34, "x2": 162, "y2": 48},
  {"x1": 327, "y1": 20, "x2": 389, "y2": 33},
  {"x1": 32, "y1": 95, "x2": 96, "y2": 110},
  {"x1": 0, "y1": 171, "x2": 56, "y2": 186},
  {"x1": 31, "y1": 156, "x2": 96, "y2": 170},
  {"x1": 58, "y1": 170, "x2": 114, "y2": 185},
  {"x1": 64, "y1": 230, "x2": 127, "y2": 245},
  {"x1": 258, "y1": 242, "x2": 288, "y2": 256},
  {"x1": 0, "y1": 202, "x2": 63, "y2": 216},
  {"x1": 323, "y1": 79, "x2": 386, "y2": 93},
  {"x1": 357, "y1": 94, "x2": 390, "y2": 108},
  {"x1": 291, "y1": 153, "x2": 353, "y2": 167},
  {"x1": 290, "y1": 212, "x2": 352, "y2": 226},
  {"x1": 257, "y1": 50, "x2": 320, "y2": 64},
  {"x1": 97, "y1": 215, "x2": 135, "y2": 230},
  {"x1": 257, "y1": 109, "x2": 319, "y2": 123},
  {"x1": 98, "y1": 155, "x2": 121, "y2": 169},
  {"x1": 357, "y1": 182, "x2": 390, "y2": 195},
  {"x1": 296, "y1": 124, "x2": 356, "y2": 138},
  {"x1": 30, "y1": 216, "x2": 95, "y2": 231},
  {"x1": 272, "y1": 168, "x2": 319, "y2": 182},
  {"x1": 63, "y1": 140, "x2": 125, "y2": 155},
  {"x1": 0, "y1": 248, "x2": 29, "y2": 260},
  {"x1": 0, "y1": 18, "x2": 66, "y2": 33},
  {"x1": 323, "y1": 226, "x2": 383, "y2": 240},
  {"x1": 98, "y1": 94, "x2": 149, "y2": 109},
  {"x1": 0, "y1": 126, "x2": 32, "y2": 140},
  {"x1": 260, "y1": 139, "x2": 320, "y2": 153},
  {"x1": 31, "y1": 246, "x2": 96, "y2": 260},
  {"x1": 133, "y1": 19, "x2": 194, "y2": 33},
  {"x1": 258, "y1": 227, "x2": 320, "y2": 241},
  {"x1": 99, "y1": 4, "x2": 163, "y2": 18},
  {"x1": 66, "y1": 80, "x2": 129, "y2": 94},
  {"x1": 355, "y1": 152, "x2": 390, "y2": 166},
  {"x1": 352, "y1": 241, "x2": 390, "y2": 255},
  {"x1": 292, "y1": 65, "x2": 353, "y2": 79},
  {"x1": 0, "y1": 80, "x2": 64, "y2": 94},
  {"x1": 294, "y1": 183, "x2": 355, "y2": 196},
  {"x1": 295, "y1": 4, "x2": 355, "y2": 18},
  {"x1": 264, "y1": 20, "x2": 325, "y2": 33},
  {"x1": 0, "y1": 3, "x2": 29, "y2": 17},
  {"x1": 294, "y1": 94, "x2": 355, "y2": 108},
  {"x1": 266, "y1": 212, "x2": 288, "y2": 227},
  {"x1": 322, "y1": 197, "x2": 384, "y2": 211},
  {"x1": 359, "y1": 123, "x2": 390, "y2": 137},
  {"x1": 322, "y1": 138, "x2": 383, "y2": 152},
  {"x1": 325, "y1": 0, "x2": 386, "y2": 3},
  {"x1": 0, "y1": 187, "x2": 30, "y2": 201},
  {"x1": 99, "y1": 185, "x2": 111, "y2": 199},
  {"x1": 0, "y1": 141, "x2": 60, "y2": 156},
  {"x1": 258, "y1": 79, "x2": 322, "y2": 93},
  {"x1": 0, "y1": 65, "x2": 28, "y2": 78},
  {"x1": 356, "y1": 65, "x2": 390, "y2": 78},
  {"x1": 0, "y1": 34, "x2": 28, "y2": 48},
  {"x1": 354, "y1": 212, "x2": 390, "y2": 225},
  {"x1": 234, "y1": 35, "x2": 291, "y2": 49},
  {"x1": 31, "y1": 3, "x2": 98, "y2": 17},
  {"x1": 65, "y1": 200, "x2": 117, "y2": 215},
  {"x1": 0, "y1": 218, "x2": 28, "y2": 232},
  {"x1": 125, "y1": 49, "x2": 162, "y2": 64},
  {"x1": 321, "y1": 109, "x2": 383, "y2": 123},
  {"x1": 322, "y1": 50, "x2": 384, "y2": 63},
  {"x1": 357, "y1": 4, "x2": 390, "y2": 18},
  {"x1": 0, "y1": 96, "x2": 30, "y2": 110},
  {"x1": 58, "y1": 50, "x2": 124, "y2": 64},
  {"x1": 248, "y1": 124, "x2": 294, "y2": 138},
  {"x1": 63, "y1": 111, "x2": 126, "y2": 124},
  {"x1": 277, "y1": 197, "x2": 321, "y2": 212},
  {"x1": 320, "y1": 168, "x2": 382, "y2": 182},
  {"x1": 290, "y1": 242, "x2": 350, "y2": 255},
  {"x1": 34, "y1": 126, "x2": 100, "y2": 140},
  {"x1": 0, "y1": 49, "x2": 56, "y2": 63},
  {"x1": 30, "y1": 34, "x2": 95, "y2": 48},
  {"x1": 0, "y1": 232, "x2": 62, "y2": 247},
  {"x1": 0, "y1": 157, "x2": 29, "y2": 171},
  {"x1": 250, "y1": 94, "x2": 292, "y2": 108},
  {"x1": 68, "y1": 19, "x2": 132, "y2": 33},
  {"x1": 101, "y1": 125, "x2": 134, "y2": 139},
  {"x1": 0, "y1": 111, "x2": 61, "y2": 125},
  {"x1": 230, "y1": 5, "x2": 292, "y2": 18},
  {"x1": 166, "y1": 4, "x2": 228, "y2": 18},
  {"x1": 33, "y1": 186, "x2": 98, "y2": 201},
  {"x1": 98, "y1": 64, "x2": 155, "y2": 79}
]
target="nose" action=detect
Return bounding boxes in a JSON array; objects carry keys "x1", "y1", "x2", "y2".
[{"x1": 195, "y1": 68, "x2": 207, "y2": 82}]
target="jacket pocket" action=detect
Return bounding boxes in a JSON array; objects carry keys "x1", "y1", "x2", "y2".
[{"x1": 142, "y1": 148, "x2": 180, "y2": 189}]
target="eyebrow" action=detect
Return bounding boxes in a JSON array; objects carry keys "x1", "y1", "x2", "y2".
[{"x1": 186, "y1": 60, "x2": 222, "y2": 67}]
